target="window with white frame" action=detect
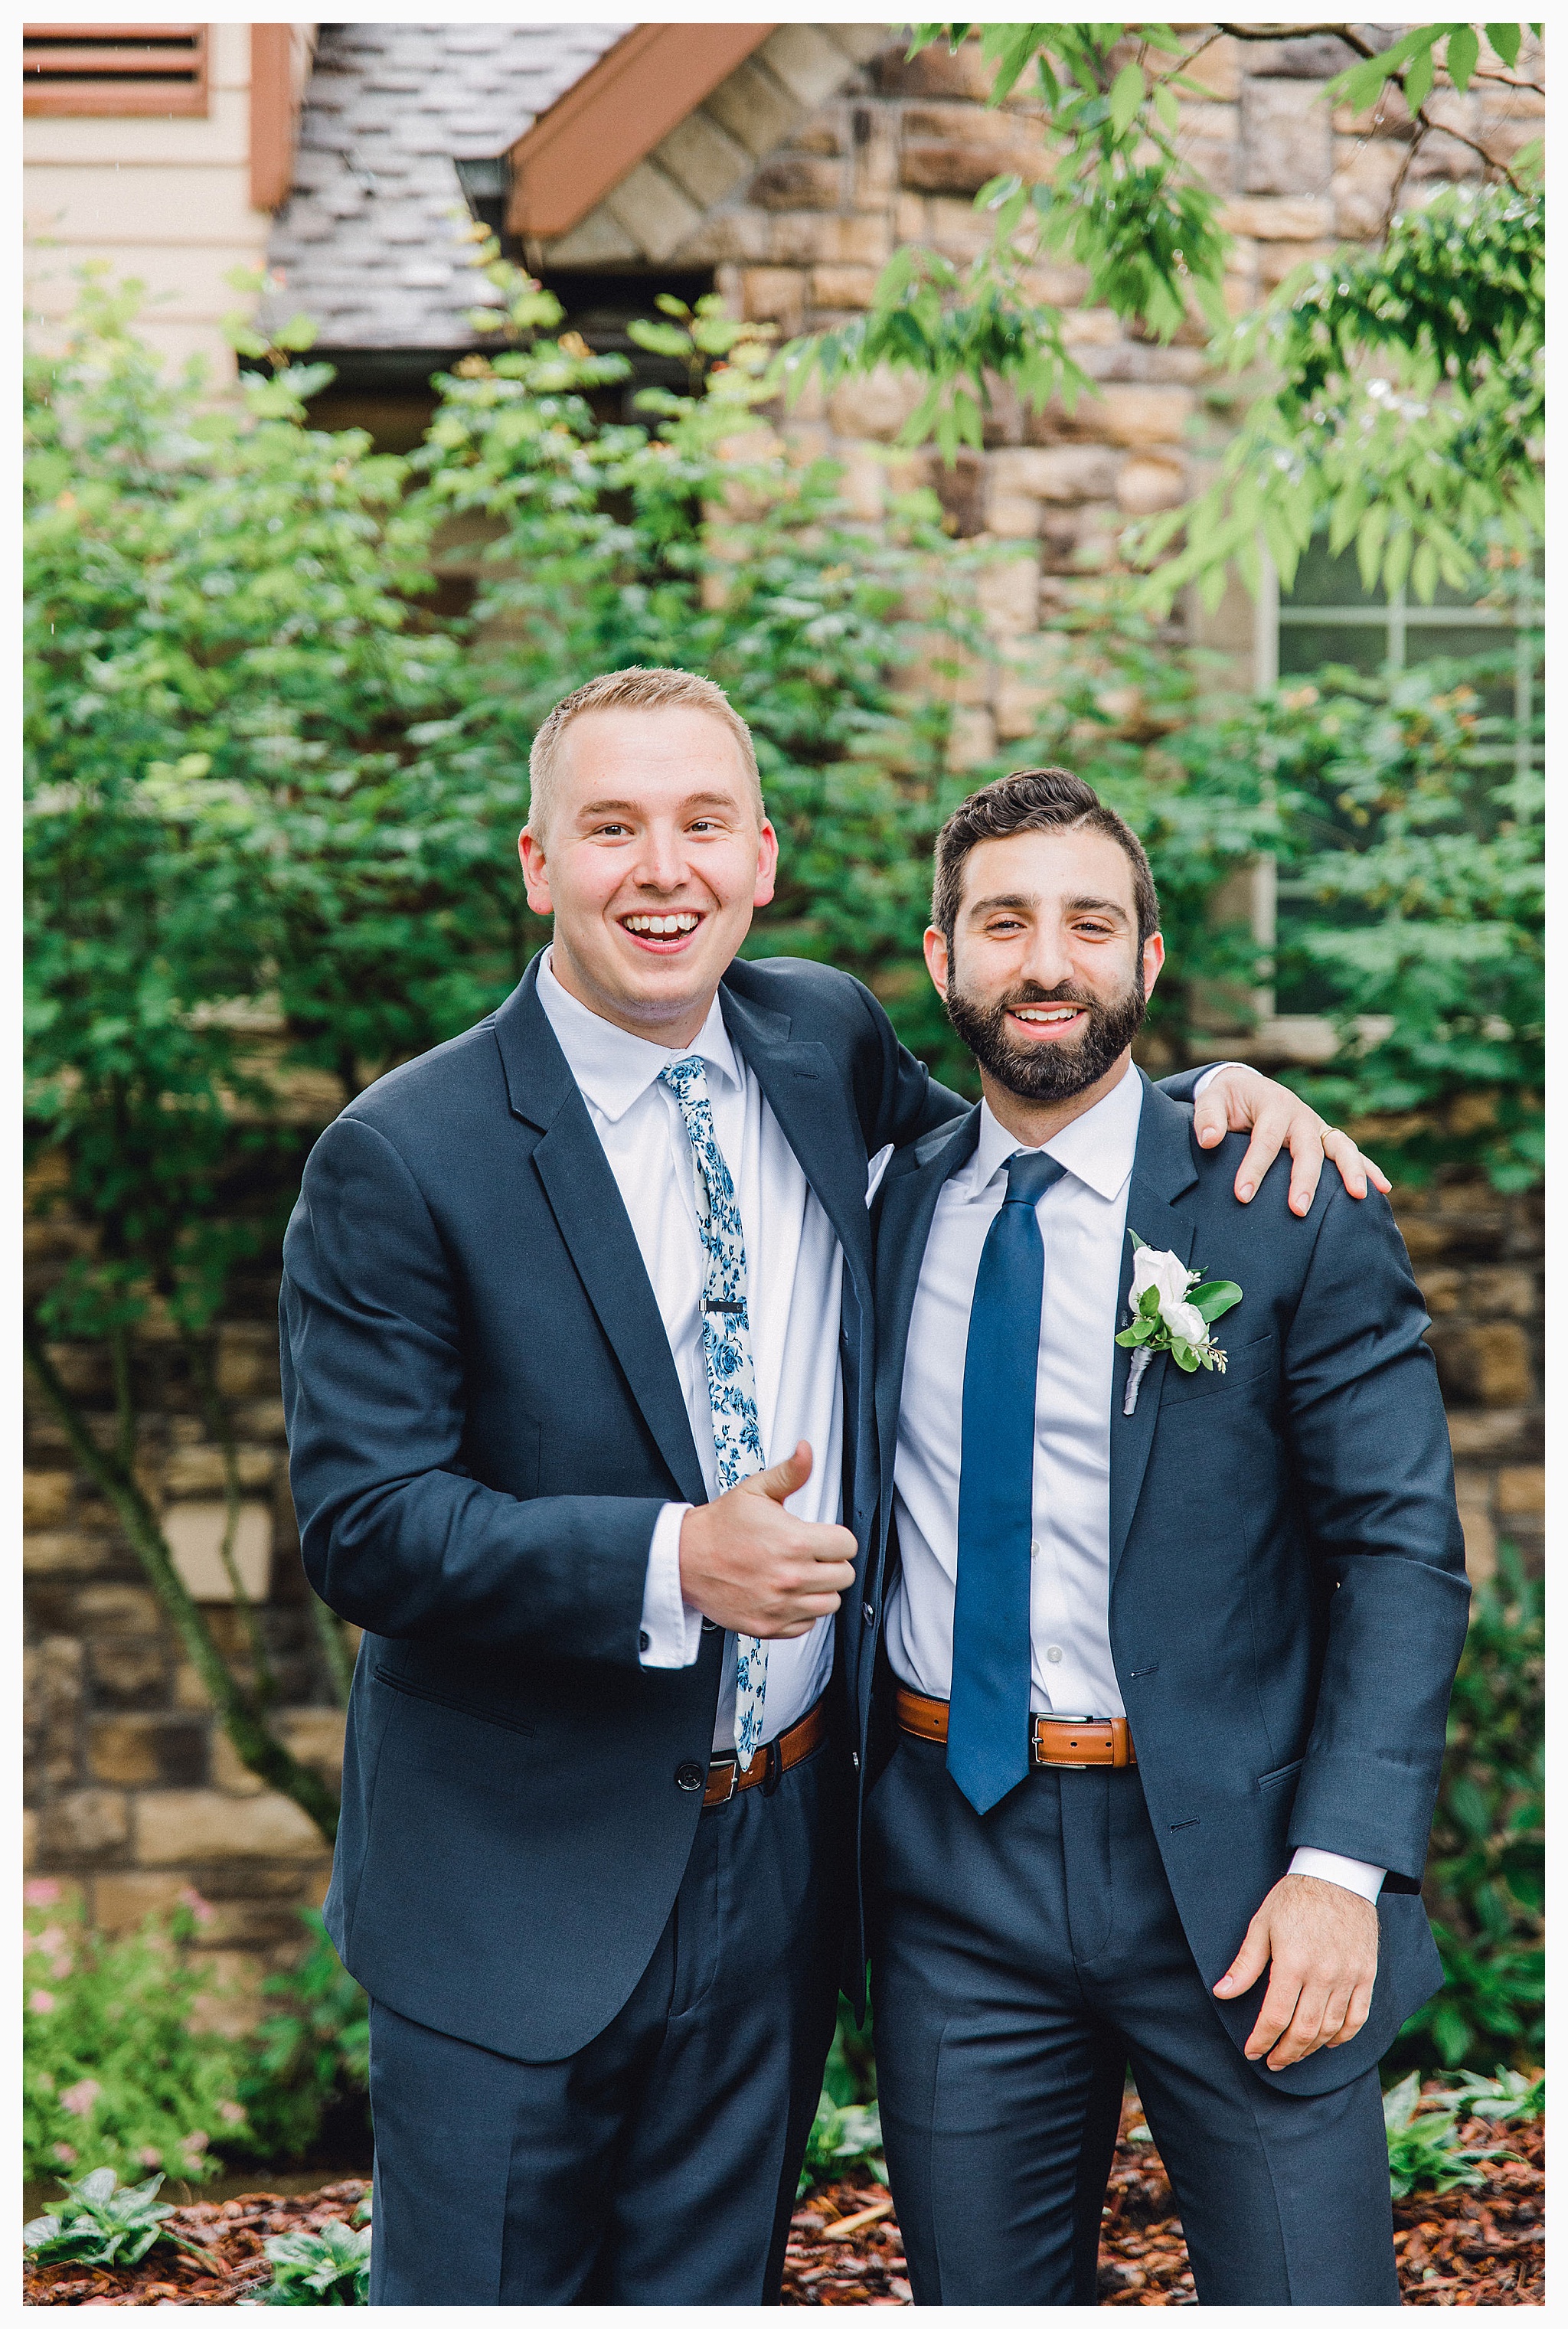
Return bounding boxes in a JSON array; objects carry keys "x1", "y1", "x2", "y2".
[{"x1": 1253, "y1": 539, "x2": 1540, "y2": 1028}]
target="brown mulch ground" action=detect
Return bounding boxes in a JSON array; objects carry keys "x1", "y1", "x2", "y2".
[
  {"x1": 23, "y1": 2106, "x2": 1545, "y2": 2306},
  {"x1": 23, "y1": 2179, "x2": 368, "y2": 2308}
]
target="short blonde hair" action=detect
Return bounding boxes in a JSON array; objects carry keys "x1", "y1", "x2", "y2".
[{"x1": 526, "y1": 666, "x2": 763, "y2": 837}]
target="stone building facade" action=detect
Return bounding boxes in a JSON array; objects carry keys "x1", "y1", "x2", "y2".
[{"x1": 24, "y1": 24, "x2": 1544, "y2": 2014}]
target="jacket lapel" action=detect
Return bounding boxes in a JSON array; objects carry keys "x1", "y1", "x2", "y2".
[
  {"x1": 1109, "y1": 1073, "x2": 1200, "y2": 1581},
  {"x1": 719, "y1": 979, "x2": 874, "y2": 1302},
  {"x1": 491, "y1": 966, "x2": 707, "y2": 1509},
  {"x1": 873, "y1": 1109, "x2": 981, "y2": 1522}
]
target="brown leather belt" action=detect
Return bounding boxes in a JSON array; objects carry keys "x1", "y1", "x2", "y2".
[
  {"x1": 896, "y1": 1685, "x2": 1136, "y2": 1769},
  {"x1": 704, "y1": 1693, "x2": 830, "y2": 1807}
]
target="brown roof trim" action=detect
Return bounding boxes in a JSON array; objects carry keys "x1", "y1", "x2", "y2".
[
  {"x1": 250, "y1": 25, "x2": 294, "y2": 211},
  {"x1": 505, "y1": 21, "x2": 776, "y2": 241}
]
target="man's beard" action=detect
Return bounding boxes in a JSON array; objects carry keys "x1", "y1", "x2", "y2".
[{"x1": 945, "y1": 971, "x2": 1146, "y2": 1106}]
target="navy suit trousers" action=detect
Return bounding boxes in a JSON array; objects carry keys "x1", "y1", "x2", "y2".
[
  {"x1": 367, "y1": 1732, "x2": 848, "y2": 2305},
  {"x1": 867, "y1": 1734, "x2": 1399, "y2": 2306}
]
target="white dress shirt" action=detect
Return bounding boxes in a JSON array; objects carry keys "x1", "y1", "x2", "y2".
[
  {"x1": 886, "y1": 1061, "x2": 1383, "y2": 1903},
  {"x1": 535, "y1": 950, "x2": 838, "y2": 1752}
]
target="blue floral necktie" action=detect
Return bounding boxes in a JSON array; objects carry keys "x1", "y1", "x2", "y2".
[{"x1": 658, "y1": 1057, "x2": 768, "y2": 1767}]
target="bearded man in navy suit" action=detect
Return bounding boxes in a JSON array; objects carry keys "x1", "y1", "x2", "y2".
[
  {"x1": 851, "y1": 767, "x2": 1468, "y2": 2305},
  {"x1": 281, "y1": 675, "x2": 1389, "y2": 2305}
]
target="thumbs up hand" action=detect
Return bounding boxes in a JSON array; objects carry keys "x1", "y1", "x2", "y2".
[{"x1": 678, "y1": 1441, "x2": 859, "y2": 1638}]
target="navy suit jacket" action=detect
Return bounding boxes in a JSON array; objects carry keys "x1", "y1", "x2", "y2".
[{"x1": 851, "y1": 1074, "x2": 1471, "y2": 2096}]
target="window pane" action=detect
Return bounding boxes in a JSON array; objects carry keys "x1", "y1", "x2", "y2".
[
  {"x1": 1279, "y1": 622, "x2": 1387, "y2": 676},
  {"x1": 1282, "y1": 537, "x2": 1385, "y2": 609}
]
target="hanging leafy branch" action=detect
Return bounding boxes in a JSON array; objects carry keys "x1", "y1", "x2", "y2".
[
  {"x1": 1131, "y1": 178, "x2": 1544, "y2": 612},
  {"x1": 785, "y1": 24, "x2": 1543, "y2": 603},
  {"x1": 786, "y1": 22, "x2": 1232, "y2": 454}
]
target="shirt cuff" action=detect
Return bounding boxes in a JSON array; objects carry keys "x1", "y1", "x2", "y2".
[
  {"x1": 1192, "y1": 1061, "x2": 1244, "y2": 1097},
  {"x1": 1289, "y1": 1847, "x2": 1386, "y2": 1903},
  {"x1": 638, "y1": 1503, "x2": 704, "y2": 1668}
]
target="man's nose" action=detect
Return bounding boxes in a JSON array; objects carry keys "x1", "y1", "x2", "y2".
[
  {"x1": 632, "y1": 825, "x2": 687, "y2": 892},
  {"x1": 1018, "y1": 924, "x2": 1074, "y2": 990}
]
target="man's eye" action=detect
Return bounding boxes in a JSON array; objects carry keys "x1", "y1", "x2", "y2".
[{"x1": 988, "y1": 918, "x2": 1025, "y2": 934}]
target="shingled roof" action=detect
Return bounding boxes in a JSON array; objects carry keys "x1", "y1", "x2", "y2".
[{"x1": 265, "y1": 21, "x2": 631, "y2": 351}]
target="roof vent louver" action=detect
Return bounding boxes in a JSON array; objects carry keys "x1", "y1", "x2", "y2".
[{"x1": 24, "y1": 22, "x2": 209, "y2": 117}]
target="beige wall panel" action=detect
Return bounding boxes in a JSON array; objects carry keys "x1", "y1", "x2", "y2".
[
  {"x1": 26, "y1": 164, "x2": 270, "y2": 246},
  {"x1": 26, "y1": 237, "x2": 270, "y2": 315},
  {"x1": 24, "y1": 86, "x2": 254, "y2": 171}
]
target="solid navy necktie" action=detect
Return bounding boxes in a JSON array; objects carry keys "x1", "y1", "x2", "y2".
[{"x1": 947, "y1": 1148, "x2": 1067, "y2": 1815}]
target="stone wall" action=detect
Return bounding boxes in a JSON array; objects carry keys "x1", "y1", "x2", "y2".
[
  {"x1": 1393, "y1": 1180, "x2": 1544, "y2": 1585},
  {"x1": 23, "y1": 1260, "x2": 340, "y2": 2031},
  {"x1": 24, "y1": 1164, "x2": 1540, "y2": 2015}
]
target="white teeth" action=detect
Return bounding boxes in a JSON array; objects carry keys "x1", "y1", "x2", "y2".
[
  {"x1": 1014, "y1": 1007, "x2": 1080, "y2": 1023},
  {"x1": 624, "y1": 913, "x2": 700, "y2": 936}
]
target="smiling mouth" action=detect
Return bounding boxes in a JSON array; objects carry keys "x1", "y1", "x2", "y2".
[
  {"x1": 619, "y1": 910, "x2": 705, "y2": 953},
  {"x1": 1006, "y1": 1004, "x2": 1089, "y2": 1042}
]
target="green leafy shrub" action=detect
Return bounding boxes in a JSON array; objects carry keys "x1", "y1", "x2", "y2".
[
  {"x1": 1449, "y1": 2064, "x2": 1544, "y2": 2125},
  {"x1": 24, "y1": 2167, "x2": 184, "y2": 2270},
  {"x1": 23, "y1": 1884, "x2": 247, "y2": 2185},
  {"x1": 231, "y1": 1910, "x2": 371, "y2": 2167},
  {"x1": 245, "y1": 2212, "x2": 372, "y2": 2307},
  {"x1": 1390, "y1": 1546, "x2": 1544, "y2": 2075},
  {"x1": 799, "y1": 2095, "x2": 887, "y2": 2197},
  {"x1": 1257, "y1": 652, "x2": 1544, "y2": 1191},
  {"x1": 1382, "y1": 2073, "x2": 1508, "y2": 2200}
]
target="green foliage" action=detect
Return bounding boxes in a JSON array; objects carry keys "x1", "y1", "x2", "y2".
[
  {"x1": 1448, "y1": 2063, "x2": 1544, "y2": 2124},
  {"x1": 23, "y1": 1886, "x2": 247, "y2": 2186},
  {"x1": 807, "y1": 26, "x2": 1541, "y2": 613},
  {"x1": 1208, "y1": 650, "x2": 1542, "y2": 1190},
  {"x1": 1382, "y1": 2072, "x2": 1508, "y2": 2200},
  {"x1": 1138, "y1": 183, "x2": 1544, "y2": 612},
  {"x1": 799, "y1": 2095, "x2": 887, "y2": 2197},
  {"x1": 792, "y1": 24, "x2": 1228, "y2": 450},
  {"x1": 247, "y1": 2214, "x2": 372, "y2": 2306},
  {"x1": 1328, "y1": 24, "x2": 1535, "y2": 116},
  {"x1": 233, "y1": 1912, "x2": 371, "y2": 2166},
  {"x1": 1393, "y1": 1547, "x2": 1544, "y2": 2074},
  {"x1": 24, "y1": 2167, "x2": 180, "y2": 2270},
  {"x1": 25, "y1": 268, "x2": 489, "y2": 1358},
  {"x1": 825, "y1": 1997, "x2": 878, "y2": 2107}
]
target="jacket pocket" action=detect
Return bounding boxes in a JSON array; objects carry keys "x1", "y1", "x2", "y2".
[
  {"x1": 374, "y1": 1663, "x2": 535, "y2": 1737},
  {"x1": 1256, "y1": 1755, "x2": 1305, "y2": 1793},
  {"x1": 1159, "y1": 1331, "x2": 1276, "y2": 1412}
]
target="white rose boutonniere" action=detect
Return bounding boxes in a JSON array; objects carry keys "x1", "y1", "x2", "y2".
[{"x1": 1117, "y1": 1230, "x2": 1243, "y2": 1415}]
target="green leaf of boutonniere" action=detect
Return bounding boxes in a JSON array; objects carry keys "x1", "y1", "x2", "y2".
[{"x1": 1188, "y1": 1279, "x2": 1243, "y2": 1325}]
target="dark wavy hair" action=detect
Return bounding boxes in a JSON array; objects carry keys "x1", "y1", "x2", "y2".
[{"x1": 931, "y1": 766, "x2": 1160, "y2": 949}]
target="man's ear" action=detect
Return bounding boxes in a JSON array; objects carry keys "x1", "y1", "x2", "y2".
[
  {"x1": 752, "y1": 816, "x2": 780, "y2": 910},
  {"x1": 1142, "y1": 930, "x2": 1165, "y2": 1000},
  {"x1": 923, "y1": 926, "x2": 949, "y2": 998},
  {"x1": 519, "y1": 828, "x2": 554, "y2": 918}
]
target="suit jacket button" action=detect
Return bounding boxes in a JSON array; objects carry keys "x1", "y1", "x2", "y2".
[
  {"x1": 675, "y1": 1762, "x2": 704, "y2": 1792},
  {"x1": 639, "y1": 1630, "x2": 651, "y2": 1652},
  {"x1": 862, "y1": 1602, "x2": 876, "y2": 1625}
]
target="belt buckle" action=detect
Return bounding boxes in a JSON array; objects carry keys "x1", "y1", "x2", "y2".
[
  {"x1": 707, "y1": 1755, "x2": 739, "y2": 1804},
  {"x1": 1032, "y1": 1717, "x2": 1102, "y2": 1769}
]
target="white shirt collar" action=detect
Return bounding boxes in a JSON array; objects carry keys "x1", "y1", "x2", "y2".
[
  {"x1": 534, "y1": 946, "x2": 743, "y2": 1124},
  {"x1": 967, "y1": 1057, "x2": 1143, "y2": 1204}
]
